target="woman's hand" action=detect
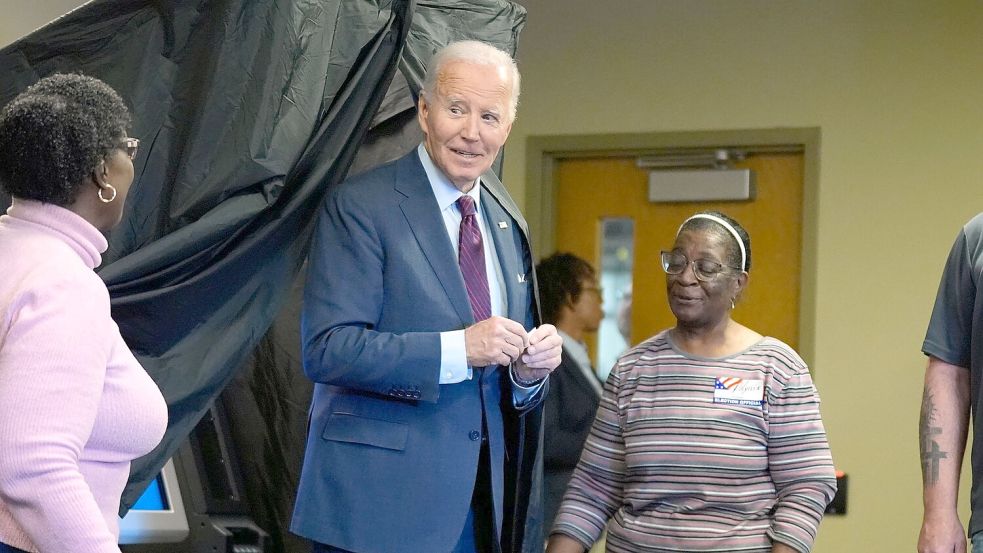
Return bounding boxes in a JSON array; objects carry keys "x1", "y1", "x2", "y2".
[
  {"x1": 546, "y1": 533, "x2": 587, "y2": 553},
  {"x1": 772, "y1": 541, "x2": 799, "y2": 553}
]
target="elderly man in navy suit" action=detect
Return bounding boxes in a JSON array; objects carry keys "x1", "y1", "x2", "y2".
[{"x1": 291, "y1": 40, "x2": 563, "y2": 553}]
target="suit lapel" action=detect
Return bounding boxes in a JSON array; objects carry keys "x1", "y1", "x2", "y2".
[
  {"x1": 390, "y1": 152, "x2": 536, "y2": 328},
  {"x1": 395, "y1": 150, "x2": 473, "y2": 326},
  {"x1": 481, "y1": 168, "x2": 542, "y2": 327},
  {"x1": 480, "y1": 168, "x2": 530, "y2": 238},
  {"x1": 480, "y1": 189, "x2": 522, "y2": 322}
]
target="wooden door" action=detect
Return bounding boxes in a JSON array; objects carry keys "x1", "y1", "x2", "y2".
[{"x1": 553, "y1": 152, "x2": 804, "y2": 375}]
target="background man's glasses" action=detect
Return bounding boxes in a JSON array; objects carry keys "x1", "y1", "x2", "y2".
[
  {"x1": 581, "y1": 285, "x2": 604, "y2": 298},
  {"x1": 660, "y1": 251, "x2": 741, "y2": 282}
]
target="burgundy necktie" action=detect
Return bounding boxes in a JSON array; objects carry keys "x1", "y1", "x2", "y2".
[{"x1": 456, "y1": 195, "x2": 492, "y2": 322}]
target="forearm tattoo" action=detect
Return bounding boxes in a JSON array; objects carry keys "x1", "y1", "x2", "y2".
[{"x1": 920, "y1": 390, "x2": 947, "y2": 486}]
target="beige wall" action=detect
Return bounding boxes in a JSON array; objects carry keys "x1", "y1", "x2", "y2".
[
  {"x1": 4, "y1": 0, "x2": 982, "y2": 550},
  {"x1": 0, "y1": 0, "x2": 85, "y2": 48},
  {"x1": 508, "y1": 1, "x2": 983, "y2": 551}
]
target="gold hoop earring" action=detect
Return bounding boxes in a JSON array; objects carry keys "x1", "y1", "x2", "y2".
[{"x1": 98, "y1": 183, "x2": 117, "y2": 203}]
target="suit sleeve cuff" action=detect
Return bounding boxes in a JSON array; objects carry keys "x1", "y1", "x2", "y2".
[{"x1": 510, "y1": 366, "x2": 547, "y2": 406}]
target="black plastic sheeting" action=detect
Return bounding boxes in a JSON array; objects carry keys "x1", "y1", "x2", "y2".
[{"x1": 0, "y1": 1, "x2": 526, "y2": 551}]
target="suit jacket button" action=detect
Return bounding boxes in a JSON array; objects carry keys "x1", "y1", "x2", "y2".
[{"x1": 469, "y1": 430, "x2": 481, "y2": 441}]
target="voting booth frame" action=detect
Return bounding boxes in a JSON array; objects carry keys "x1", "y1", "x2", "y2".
[{"x1": 120, "y1": 403, "x2": 270, "y2": 553}]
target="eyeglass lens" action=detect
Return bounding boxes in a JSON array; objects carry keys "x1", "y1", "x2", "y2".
[
  {"x1": 121, "y1": 138, "x2": 140, "y2": 160},
  {"x1": 661, "y1": 251, "x2": 726, "y2": 281}
]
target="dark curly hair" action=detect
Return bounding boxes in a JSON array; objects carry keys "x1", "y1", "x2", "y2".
[
  {"x1": 677, "y1": 210, "x2": 752, "y2": 272},
  {"x1": 536, "y1": 252, "x2": 597, "y2": 325},
  {"x1": 0, "y1": 73, "x2": 131, "y2": 206}
]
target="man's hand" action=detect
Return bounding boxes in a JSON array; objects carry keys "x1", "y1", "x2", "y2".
[
  {"x1": 918, "y1": 510, "x2": 966, "y2": 553},
  {"x1": 465, "y1": 316, "x2": 529, "y2": 367},
  {"x1": 513, "y1": 323, "x2": 562, "y2": 383}
]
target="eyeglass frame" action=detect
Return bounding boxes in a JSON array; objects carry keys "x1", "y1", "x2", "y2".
[
  {"x1": 580, "y1": 284, "x2": 604, "y2": 298},
  {"x1": 118, "y1": 137, "x2": 140, "y2": 160},
  {"x1": 660, "y1": 250, "x2": 743, "y2": 282}
]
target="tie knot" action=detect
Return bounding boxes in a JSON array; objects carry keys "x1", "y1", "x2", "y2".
[{"x1": 456, "y1": 195, "x2": 477, "y2": 217}]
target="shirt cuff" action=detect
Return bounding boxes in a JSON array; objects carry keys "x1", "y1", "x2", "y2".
[
  {"x1": 510, "y1": 365, "x2": 547, "y2": 406},
  {"x1": 439, "y1": 330, "x2": 471, "y2": 384}
]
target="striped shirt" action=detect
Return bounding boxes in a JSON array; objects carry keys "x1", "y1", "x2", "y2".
[{"x1": 552, "y1": 331, "x2": 836, "y2": 553}]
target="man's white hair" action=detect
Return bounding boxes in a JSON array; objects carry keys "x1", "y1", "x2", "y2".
[{"x1": 421, "y1": 40, "x2": 521, "y2": 122}]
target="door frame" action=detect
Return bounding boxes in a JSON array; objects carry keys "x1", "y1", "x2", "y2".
[{"x1": 524, "y1": 127, "x2": 821, "y2": 365}]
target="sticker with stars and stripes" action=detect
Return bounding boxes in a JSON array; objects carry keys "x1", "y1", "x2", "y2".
[{"x1": 713, "y1": 377, "x2": 764, "y2": 407}]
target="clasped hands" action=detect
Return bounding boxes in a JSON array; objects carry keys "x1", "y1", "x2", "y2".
[{"x1": 464, "y1": 316, "x2": 563, "y2": 382}]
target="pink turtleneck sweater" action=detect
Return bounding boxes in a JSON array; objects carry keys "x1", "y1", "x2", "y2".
[{"x1": 0, "y1": 199, "x2": 168, "y2": 553}]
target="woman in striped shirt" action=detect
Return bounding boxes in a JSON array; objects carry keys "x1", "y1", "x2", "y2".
[{"x1": 547, "y1": 211, "x2": 836, "y2": 553}]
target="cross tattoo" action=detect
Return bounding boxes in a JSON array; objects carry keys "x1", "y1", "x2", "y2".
[
  {"x1": 920, "y1": 391, "x2": 948, "y2": 486},
  {"x1": 921, "y1": 430, "x2": 948, "y2": 484}
]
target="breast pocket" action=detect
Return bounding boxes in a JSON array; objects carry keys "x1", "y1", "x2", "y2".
[{"x1": 321, "y1": 412, "x2": 409, "y2": 451}]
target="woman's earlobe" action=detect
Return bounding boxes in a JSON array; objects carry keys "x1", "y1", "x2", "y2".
[{"x1": 92, "y1": 163, "x2": 107, "y2": 185}]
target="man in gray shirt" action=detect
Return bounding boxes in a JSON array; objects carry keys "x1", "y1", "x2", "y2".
[{"x1": 919, "y1": 212, "x2": 983, "y2": 553}]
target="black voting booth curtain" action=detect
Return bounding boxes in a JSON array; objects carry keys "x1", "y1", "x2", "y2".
[{"x1": 0, "y1": 1, "x2": 526, "y2": 551}]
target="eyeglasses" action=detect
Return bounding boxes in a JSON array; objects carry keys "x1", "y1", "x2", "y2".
[
  {"x1": 660, "y1": 251, "x2": 741, "y2": 282},
  {"x1": 118, "y1": 137, "x2": 140, "y2": 160},
  {"x1": 582, "y1": 285, "x2": 604, "y2": 298}
]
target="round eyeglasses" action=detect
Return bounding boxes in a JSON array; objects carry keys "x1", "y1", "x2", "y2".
[{"x1": 660, "y1": 251, "x2": 741, "y2": 282}]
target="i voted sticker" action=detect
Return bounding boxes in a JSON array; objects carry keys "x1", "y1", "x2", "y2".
[{"x1": 713, "y1": 377, "x2": 764, "y2": 407}]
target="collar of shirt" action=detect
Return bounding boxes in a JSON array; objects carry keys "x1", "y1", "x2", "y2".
[
  {"x1": 418, "y1": 143, "x2": 482, "y2": 214},
  {"x1": 557, "y1": 329, "x2": 603, "y2": 396},
  {"x1": 417, "y1": 143, "x2": 506, "y2": 320}
]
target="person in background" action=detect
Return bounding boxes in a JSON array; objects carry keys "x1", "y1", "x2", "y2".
[
  {"x1": 536, "y1": 253, "x2": 604, "y2": 528},
  {"x1": 0, "y1": 73, "x2": 167, "y2": 553},
  {"x1": 291, "y1": 40, "x2": 562, "y2": 553},
  {"x1": 615, "y1": 285, "x2": 632, "y2": 348},
  {"x1": 547, "y1": 210, "x2": 836, "y2": 553},
  {"x1": 917, "y1": 212, "x2": 983, "y2": 553}
]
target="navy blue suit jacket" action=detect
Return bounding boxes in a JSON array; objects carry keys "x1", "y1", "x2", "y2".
[{"x1": 291, "y1": 149, "x2": 546, "y2": 553}]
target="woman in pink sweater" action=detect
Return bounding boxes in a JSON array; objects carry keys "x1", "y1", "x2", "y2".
[{"x1": 0, "y1": 74, "x2": 168, "y2": 553}]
